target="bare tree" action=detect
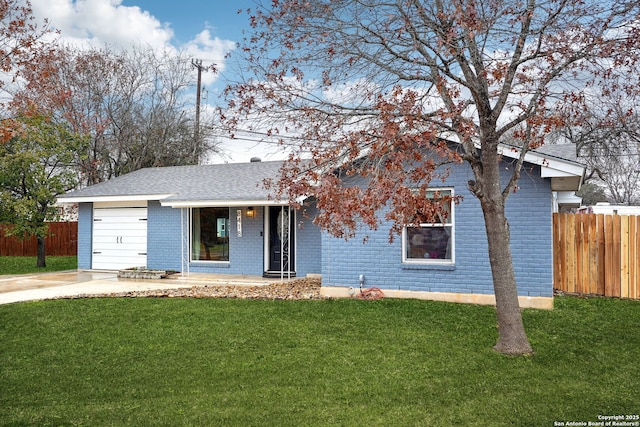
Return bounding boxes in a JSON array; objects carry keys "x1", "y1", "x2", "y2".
[
  {"x1": 559, "y1": 88, "x2": 640, "y2": 205},
  {"x1": 12, "y1": 45, "x2": 221, "y2": 184},
  {"x1": 576, "y1": 182, "x2": 609, "y2": 206},
  {"x1": 222, "y1": 0, "x2": 640, "y2": 355}
]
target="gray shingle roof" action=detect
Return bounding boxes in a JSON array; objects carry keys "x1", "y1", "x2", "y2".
[
  {"x1": 59, "y1": 161, "x2": 284, "y2": 203},
  {"x1": 60, "y1": 143, "x2": 584, "y2": 205},
  {"x1": 532, "y1": 143, "x2": 580, "y2": 164}
]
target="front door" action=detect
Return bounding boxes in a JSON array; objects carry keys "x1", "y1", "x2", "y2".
[{"x1": 265, "y1": 206, "x2": 296, "y2": 277}]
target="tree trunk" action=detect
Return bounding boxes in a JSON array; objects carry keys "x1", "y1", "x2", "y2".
[
  {"x1": 480, "y1": 199, "x2": 533, "y2": 355},
  {"x1": 36, "y1": 235, "x2": 46, "y2": 268}
]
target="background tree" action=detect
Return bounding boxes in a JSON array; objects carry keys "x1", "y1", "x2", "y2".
[
  {"x1": 12, "y1": 45, "x2": 221, "y2": 185},
  {"x1": 0, "y1": 114, "x2": 87, "y2": 267},
  {"x1": 223, "y1": 0, "x2": 640, "y2": 355},
  {"x1": 576, "y1": 182, "x2": 609, "y2": 207},
  {"x1": 557, "y1": 86, "x2": 640, "y2": 205}
]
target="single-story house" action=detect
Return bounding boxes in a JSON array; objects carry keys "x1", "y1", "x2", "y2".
[{"x1": 58, "y1": 143, "x2": 585, "y2": 308}]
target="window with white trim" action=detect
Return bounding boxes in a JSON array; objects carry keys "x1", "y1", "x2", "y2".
[{"x1": 402, "y1": 189, "x2": 454, "y2": 264}]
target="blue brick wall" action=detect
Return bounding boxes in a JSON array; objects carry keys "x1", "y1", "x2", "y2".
[
  {"x1": 321, "y1": 161, "x2": 554, "y2": 297},
  {"x1": 77, "y1": 203, "x2": 93, "y2": 269},
  {"x1": 295, "y1": 202, "x2": 322, "y2": 276},
  {"x1": 146, "y1": 201, "x2": 183, "y2": 271},
  {"x1": 227, "y1": 207, "x2": 266, "y2": 275}
]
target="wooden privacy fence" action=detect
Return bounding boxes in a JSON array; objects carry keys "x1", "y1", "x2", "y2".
[
  {"x1": 553, "y1": 213, "x2": 640, "y2": 299},
  {"x1": 0, "y1": 222, "x2": 77, "y2": 256}
]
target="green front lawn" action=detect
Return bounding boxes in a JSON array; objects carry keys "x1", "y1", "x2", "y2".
[
  {"x1": 0, "y1": 256, "x2": 77, "y2": 275},
  {"x1": 1, "y1": 296, "x2": 638, "y2": 426}
]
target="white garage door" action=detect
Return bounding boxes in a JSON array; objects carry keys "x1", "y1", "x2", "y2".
[{"x1": 92, "y1": 207, "x2": 148, "y2": 270}]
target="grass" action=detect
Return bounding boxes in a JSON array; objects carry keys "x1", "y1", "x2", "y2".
[
  {"x1": 0, "y1": 256, "x2": 77, "y2": 275},
  {"x1": 1, "y1": 296, "x2": 639, "y2": 426}
]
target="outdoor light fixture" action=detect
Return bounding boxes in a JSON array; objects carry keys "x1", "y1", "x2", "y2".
[{"x1": 246, "y1": 207, "x2": 255, "y2": 218}]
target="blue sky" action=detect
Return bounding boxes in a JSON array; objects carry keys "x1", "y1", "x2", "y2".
[{"x1": 119, "y1": 0, "x2": 256, "y2": 48}]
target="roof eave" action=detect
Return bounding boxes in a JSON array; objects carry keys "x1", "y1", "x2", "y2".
[
  {"x1": 57, "y1": 194, "x2": 173, "y2": 204},
  {"x1": 161, "y1": 199, "x2": 290, "y2": 208},
  {"x1": 491, "y1": 143, "x2": 585, "y2": 191},
  {"x1": 556, "y1": 191, "x2": 583, "y2": 207}
]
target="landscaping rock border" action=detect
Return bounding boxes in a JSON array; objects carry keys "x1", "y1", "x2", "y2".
[{"x1": 68, "y1": 278, "x2": 323, "y2": 301}]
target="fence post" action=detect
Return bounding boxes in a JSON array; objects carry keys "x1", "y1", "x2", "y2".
[
  {"x1": 587, "y1": 214, "x2": 598, "y2": 295},
  {"x1": 632, "y1": 216, "x2": 640, "y2": 299},
  {"x1": 596, "y1": 215, "x2": 606, "y2": 296},
  {"x1": 612, "y1": 215, "x2": 622, "y2": 297},
  {"x1": 621, "y1": 216, "x2": 630, "y2": 298}
]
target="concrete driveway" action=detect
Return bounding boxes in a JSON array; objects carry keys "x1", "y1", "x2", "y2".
[{"x1": 0, "y1": 270, "x2": 278, "y2": 305}]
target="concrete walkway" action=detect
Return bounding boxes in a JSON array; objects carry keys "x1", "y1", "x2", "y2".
[{"x1": 0, "y1": 270, "x2": 281, "y2": 305}]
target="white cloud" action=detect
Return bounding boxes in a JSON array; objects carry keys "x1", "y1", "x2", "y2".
[
  {"x1": 30, "y1": 0, "x2": 172, "y2": 49},
  {"x1": 27, "y1": 0, "x2": 235, "y2": 85},
  {"x1": 183, "y1": 29, "x2": 236, "y2": 86}
]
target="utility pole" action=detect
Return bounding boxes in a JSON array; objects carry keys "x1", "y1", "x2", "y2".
[{"x1": 192, "y1": 59, "x2": 205, "y2": 163}]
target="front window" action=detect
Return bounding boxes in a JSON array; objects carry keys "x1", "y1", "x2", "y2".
[
  {"x1": 403, "y1": 189, "x2": 454, "y2": 264},
  {"x1": 192, "y1": 207, "x2": 229, "y2": 261}
]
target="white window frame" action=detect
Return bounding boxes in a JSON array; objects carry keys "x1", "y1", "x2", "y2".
[{"x1": 402, "y1": 188, "x2": 455, "y2": 265}]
